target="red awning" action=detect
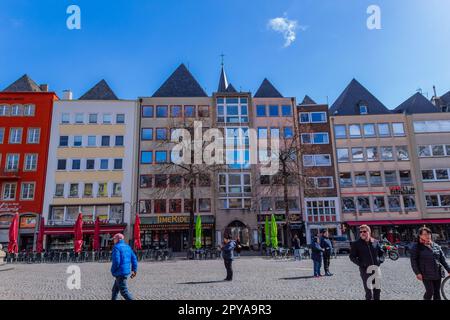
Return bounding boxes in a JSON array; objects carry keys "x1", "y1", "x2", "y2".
[
  {"x1": 346, "y1": 219, "x2": 450, "y2": 226},
  {"x1": 44, "y1": 225, "x2": 126, "y2": 235}
]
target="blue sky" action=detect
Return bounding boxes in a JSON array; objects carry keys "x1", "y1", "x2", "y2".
[{"x1": 0, "y1": 0, "x2": 449, "y2": 108}]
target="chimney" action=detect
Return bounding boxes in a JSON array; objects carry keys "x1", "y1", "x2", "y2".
[
  {"x1": 40, "y1": 84, "x2": 49, "y2": 92},
  {"x1": 63, "y1": 89, "x2": 73, "y2": 100}
]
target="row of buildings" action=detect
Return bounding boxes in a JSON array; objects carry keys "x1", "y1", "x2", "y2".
[{"x1": 1, "y1": 64, "x2": 450, "y2": 252}]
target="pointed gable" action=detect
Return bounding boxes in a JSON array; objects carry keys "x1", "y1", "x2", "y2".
[
  {"x1": 153, "y1": 64, "x2": 207, "y2": 98},
  {"x1": 226, "y1": 83, "x2": 237, "y2": 93},
  {"x1": 301, "y1": 95, "x2": 317, "y2": 105},
  {"x1": 394, "y1": 92, "x2": 440, "y2": 114},
  {"x1": 330, "y1": 79, "x2": 390, "y2": 115},
  {"x1": 79, "y1": 80, "x2": 118, "y2": 100},
  {"x1": 440, "y1": 91, "x2": 450, "y2": 104},
  {"x1": 217, "y1": 66, "x2": 229, "y2": 92},
  {"x1": 254, "y1": 78, "x2": 283, "y2": 98},
  {"x1": 3, "y1": 74, "x2": 42, "y2": 92}
]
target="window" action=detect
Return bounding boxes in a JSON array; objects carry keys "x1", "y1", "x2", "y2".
[
  {"x1": 100, "y1": 159, "x2": 109, "y2": 170},
  {"x1": 0, "y1": 128, "x2": 4, "y2": 143},
  {"x1": 418, "y1": 146, "x2": 431, "y2": 157},
  {"x1": 87, "y1": 136, "x2": 96, "y2": 147},
  {"x1": 301, "y1": 133, "x2": 311, "y2": 144},
  {"x1": 155, "y1": 151, "x2": 167, "y2": 163},
  {"x1": 256, "y1": 105, "x2": 266, "y2": 117},
  {"x1": 102, "y1": 114, "x2": 112, "y2": 124},
  {"x1": 57, "y1": 159, "x2": 67, "y2": 170},
  {"x1": 270, "y1": 127, "x2": 280, "y2": 139},
  {"x1": 366, "y1": 147, "x2": 379, "y2": 162},
  {"x1": 59, "y1": 136, "x2": 69, "y2": 147},
  {"x1": 400, "y1": 171, "x2": 412, "y2": 185},
  {"x1": 141, "y1": 151, "x2": 153, "y2": 164},
  {"x1": 440, "y1": 195, "x2": 450, "y2": 207},
  {"x1": 199, "y1": 199, "x2": 211, "y2": 212},
  {"x1": 311, "y1": 112, "x2": 327, "y2": 123},
  {"x1": 11, "y1": 105, "x2": 21, "y2": 116},
  {"x1": 66, "y1": 207, "x2": 78, "y2": 221},
  {"x1": 154, "y1": 200, "x2": 167, "y2": 214},
  {"x1": 284, "y1": 127, "x2": 293, "y2": 139},
  {"x1": 184, "y1": 105, "x2": 195, "y2": 118},
  {"x1": 155, "y1": 175, "x2": 167, "y2": 188},
  {"x1": 403, "y1": 196, "x2": 416, "y2": 210},
  {"x1": 396, "y1": 146, "x2": 409, "y2": 161},
  {"x1": 217, "y1": 97, "x2": 248, "y2": 123},
  {"x1": 116, "y1": 114, "x2": 125, "y2": 124},
  {"x1": 351, "y1": 148, "x2": 364, "y2": 162},
  {"x1": 300, "y1": 113, "x2": 310, "y2": 123},
  {"x1": 355, "y1": 172, "x2": 368, "y2": 186},
  {"x1": 426, "y1": 195, "x2": 439, "y2": 208},
  {"x1": 317, "y1": 177, "x2": 334, "y2": 189},
  {"x1": 24, "y1": 104, "x2": 35, "y2": 116},
  {"x1": 357, "y1": 197, "x2": 371, "y2": 212},
  {"x1": 432, "y1": 145, "x2": 445, "y2": 157},
  {"x1": 436, "y1": 169, "x2": 449, "y2": 181},
  {"x1": 88, "y1": 113, "x2": 98, "y2": 124},
  {"x1": 83, "y1": 184, "x2": 93, "y2": 197},
  {"x1": 73, "y1": 136, "x2": 82, "y2": 147},
  {"x1": 112, "y1": 183, "x2": 122, "y2": 197},
  {"x1": 388, "y1": 196, "x2": 401, "y2": 211},
  {"x1": 349, "y1": 125, "x2": 361, "y2": 138},
  {"x1": 342, "y1": 198, "x2": 356, "y2": 212},
  {"x1": 199, "y1": 174, "x2": 211, "y2": 187},
  {"x1": 142, "y1": 106, "x2": 154, "y2": 118},
  {"x1": 381, "y1": 147, "x2": 394, "y2": 161},
  {"x1": 61, "y1": 113, "x2": 70, "y2": 124},
  {"x1": 169, "y1": 105, "x2": 182, "y2": 118},
  {"x1": 373, "y1": 196, "x2": 386, "y2": 212},
  {"x1": 0, "y1": 105, "x2": 8, "y2": 116},
  {"x1": 198, "y1": 106, "x2": 210, "y2": 118},
  {"x1": 337, "y1": 149, "x2": 349, "y2": 163},
  {"x1": 260, "y1": 198, "x2": 272, "y2": 211},
  {"x1": 27, "y1": 128, "x2": 40, "y2": 144},
  {"x1": 260, "y1": 175, "x2": 271, "y2": 185},
  {"x1": 334, "y1": 125, "x2": 347, "y2": 139},
  {"x1": 156, "y1": 128, "x2": 168, "y2": 141},
  {"x1": 71, "y1": 159, "x2": 81, "y2": 170},
  {"x1": 269, "y1": 105, "x2": 279, "y2": 117},
  {"x1": 363, "y1": 124, "x2": 376, "y2": 137},
  {"x1": 50, "y1": 207, "x2": 65, "y2": 221},
  {"x1": 392, "y1": 123, "x2": 405, "y2": 136},
  {"x1": 5, "y1": 154, "x2": 19, "y2": 171},
  {"x1": 377, "y1": 123, "x2": 391, "y2": 137},
  {"x1": 113, "y1": 159, "x2": 123, "y2": 170},
  {"x1": 140, "y1": 175, "x2": 152, "y2": 188},
  {"x1": 156, "y1": 105, "x2": 168, "y2": 118},
  {"x1": 3, "y1": 183, "x2": 17, "y2": 200},
  {"x1": 69, "y1": 184, "x2": 79, "y2": 197},
  {"x1": 142, "y1": 128, "x2": 153, "y2": 140},
  {"x1": 384, "y1": 171, "x2": 398, "y2": 185},
  {"x1": 303, "y1": 154, "x2": 331, "y2": 167},
  {"x1": 414, "y1": 120, "x2": 450, "y2": 133},
  {"x1": 169, "y1": 175, "x2": 182, "y2": 187},
  {"x1": 422, "y1": 170, "x2": 435, "y2": 181},
  {"x1": 169, "y1": 199, "x2": 182, "y2": 213},
  {"x1": 115, "y1": 136, "x2": 124, "y2": 146},
  {"x1": 101, "y1": 136, "x2": 110, "y2": 147},
  {"x1": 369, "y1": 171, "x2": 382, "y2": 186},
  {"x1": 24, "y1": 154, "x2": 38, "y2": 171},
  {"x1": 359, "y1": 105, "x2": 368, "y2": 115},
  {"x1": 9, "y1": 128, "x2": 22, "y2": 144},
  {"x1": 75, "y1": 113, "x2": 84, "y2": 124},
  {"x1": 97, "y1": 183, "x2": 108, "y2": 197},
  {"x1": 86, "y1": 159, "x2": 95, "y2": 170},
  {"x1": 281, "y1": 105, "x2": 292, "y2": 117},
  {"x1": 313, "y1": 133, "x2": 329, "y2": 144},
  {"x1": 340, "y1": 173, "x2": 353, "y2": 187},
  {"x1": 55, "y1": 184, "x2": 64, "y2": 197},
  {"x1": 139, "y1": 200, "x2": 152, "y2": 214}
]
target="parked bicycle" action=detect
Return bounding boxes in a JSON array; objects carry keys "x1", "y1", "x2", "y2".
[
  {"x1": 381, "y1": 241, "x2": 400, "y2": 261},
  {"x1": 442, "y1": 275, "x2": 450, "y2": 300}
]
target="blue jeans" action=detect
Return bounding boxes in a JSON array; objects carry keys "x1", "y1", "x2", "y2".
[
  {"x1": 313, "y1": 259, "x2": 322, "y2": 276},
  {"x1": 294, "y1": 249, "x2": 301, "y2": 260},
  {"x1": 112, "y1": 276, "x2": 133, "y2": 300}
]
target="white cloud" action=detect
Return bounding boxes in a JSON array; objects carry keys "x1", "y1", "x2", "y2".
[{"x1": 268, "y1": 16, "x2": 305, "y2": 47}]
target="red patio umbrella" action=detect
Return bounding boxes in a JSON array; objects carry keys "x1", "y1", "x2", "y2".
[
  {"x1": 93, "y1": 216, "x2": 101, "y2": 251},
  {"x1": 8, "y1": 213, "x2": 19, "y2": 254},
  {"x1": 36, "y1": 217, "x2": 45, "y2": 253},
  {"x1": 73, "y1": 213, "x2": 83, "y2": 253},
  {"x1": 134, "y1": 214, "x2": 142, "y2": 250}
]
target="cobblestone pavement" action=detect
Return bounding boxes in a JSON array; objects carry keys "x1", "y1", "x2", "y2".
[{"x1": 0, "y1": 257, "x2": 428, "y2": 300}]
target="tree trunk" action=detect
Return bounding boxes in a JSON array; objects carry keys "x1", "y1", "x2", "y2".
[
  {"x1": 188, "y1": 178, "x2": 195, "y2": 250},
  {"x1": 282, "y1": 161, "x2": 291, "y2": 247}
]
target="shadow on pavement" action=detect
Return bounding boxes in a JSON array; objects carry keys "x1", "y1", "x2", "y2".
[
  {"x1": 280, "y1": 276, "x2": 316, "y2": 280},
  {"x1": 178, "y1": 280, "x2": 228, "y2": 285}
]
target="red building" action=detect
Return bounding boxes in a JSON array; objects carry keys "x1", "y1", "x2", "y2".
[{"x1": 0, "y1": 75, "x2": 58, "y2": 250}]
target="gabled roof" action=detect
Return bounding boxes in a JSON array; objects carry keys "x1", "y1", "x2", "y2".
[
  {"x1": 395, "y1": 92, "x2": 440, "y2": 114},
  {"x1": 153, "y1": 64, "x2": 208, "y2": 97},
  {"x1": 226, "y1": 83, "x2": 237, "y2": 93},
  {"x1": 440, "y1": 91, "x2": 450, "y2": 104},
  {"x1": 254, "y1": 78, "x2": 283, "y2": 98},
  {"x1": 330, "y1": 79, "x2": 390, "y2": 115},
  {"x1": 79, "y1": 80, "x2": 118, "y2": 100},
  {"x1": 300, "y1": 95, "x2": 317, "y2": 105},
  {"x1": 217, "y1": 66, "x2": 229, "y2": 92},
  {"x1": 3, "y1": 74, "x2": 42, "y2": 92}
]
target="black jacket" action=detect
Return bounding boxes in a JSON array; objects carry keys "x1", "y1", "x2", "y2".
[
  {"x1": 292, "y1": 238, "x2": 301, "y2": 249},
  {"x1": 410, "y1": 242, "x2": 450, "y2": 280},
  {"x1": 320, "y1": 237, "x2": 333, "y2": 251},
  {"x1": 349, "y1": 238, "x2": 385, "y2": 268}
]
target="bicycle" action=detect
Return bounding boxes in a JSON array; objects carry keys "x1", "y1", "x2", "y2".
[{"x1": 442, "y1": 275, "x2": 450, "y2": 300}]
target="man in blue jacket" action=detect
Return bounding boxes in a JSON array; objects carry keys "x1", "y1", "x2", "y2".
[
  {"x1": 221, "y1": 235, "x2": 237, "y2": 281},
  {"x1": 111, "y1": 233, "x2": 138, "y2": 300}
]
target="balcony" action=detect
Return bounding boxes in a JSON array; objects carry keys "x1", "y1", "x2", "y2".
[{"x1": 0, "y1": 169, "x2": 21, "y2": 180}]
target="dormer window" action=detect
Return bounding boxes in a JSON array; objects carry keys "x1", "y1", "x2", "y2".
[{"x1": 359, "y1": 104, "x2": 368, "y2": 115}]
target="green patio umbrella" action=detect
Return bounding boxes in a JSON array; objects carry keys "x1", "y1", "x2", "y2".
[
  {"x1": 271, "y1": 214, "x2": 278, "y2": 249},
  {"x1": 265, "y1": 216, "x2": 270, "y2": 246},
  {"x1": 195, "y1": 215, "x2": 202, "y2": 249}
]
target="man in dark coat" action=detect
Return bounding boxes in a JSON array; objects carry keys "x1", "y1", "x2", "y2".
[
  {"x1": 311, "y1": 236, "x2": 324, "y2": 277},
  {"x1": 349, "y1": 225, "x2": 385, "y2": 300},
  {"x1": 221, "y1": 235, "x2": 236, "y2": 281},
  {"x1": 320, "y1": 230, "x2": 333, "y2": 276}
]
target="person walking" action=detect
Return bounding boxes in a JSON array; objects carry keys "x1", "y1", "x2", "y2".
[
  {"x1": 222, "y1": 235, "x2": 236, "y2": 281},
  {"x1": 410, "y1": 226, "x2": 450, "y2": 300},
  {"x1": 235, "y1": 237, "x2": 242, "y2": 258},
  {"x1": 311, "y1": 236, "x2": 324, "y2": 277},
  {"x1": 292, "y1": 234, "x2": 302, "y2": 261},
  {"x1": 349, "y1": 225, "x2": 385, "y2": 300},
  {"x1": 320, "y1": 230, "x2": 334, "y2": 276},
  {"x1": 110, "y1": 234, "x2": 138, "y2": 300}
]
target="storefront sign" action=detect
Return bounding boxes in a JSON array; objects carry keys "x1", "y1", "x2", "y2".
[
  {"x1": 390, "y1": 186, "x2": 415, "y2": 195},
  {"x1": 0, "y1": 202, "x2": 21, "y2": 213},
  {"x1": 257, "y1": 214, "x2": 302, "y2": 223},
  {"x1": 0, "y1": 214, "x2": 14, "y2": 227},
  {"x1": 20, "y1": 216, "x2": 37, "y2": 229},
  {"x1": 141, "y1": 215, "x2": 215, "y2": 225}
]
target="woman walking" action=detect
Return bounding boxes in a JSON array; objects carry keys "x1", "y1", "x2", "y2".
[{"x1": 410, "y1": 226, "x2": 450, "y2": 300}]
